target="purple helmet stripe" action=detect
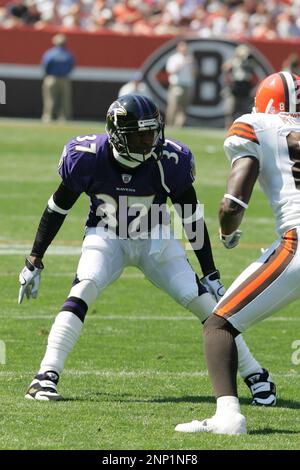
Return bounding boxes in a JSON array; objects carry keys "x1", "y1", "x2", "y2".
[
  {"x1": 134, "y1": 95, "x2": 144, "y2": 118},
  {"x1": 139, "y1": 95, "x2": 152, "y2": 116}
]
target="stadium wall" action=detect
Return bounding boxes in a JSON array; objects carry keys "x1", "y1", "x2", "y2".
[{"x1": 0, "y1": 27, "x2": 299, "y2": 124}]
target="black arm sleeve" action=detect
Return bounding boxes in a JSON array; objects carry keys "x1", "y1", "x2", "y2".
[
  {"x1": 171, "y1": 185, "x2": 216, "y2": 276},
  {"x1": 30, "y1": 183, "x2": 80, "y2": 259}
]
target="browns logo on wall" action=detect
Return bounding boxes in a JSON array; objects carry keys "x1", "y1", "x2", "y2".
[{"x1": 142, "y1": 38, "x2": 273, "y2": 122}]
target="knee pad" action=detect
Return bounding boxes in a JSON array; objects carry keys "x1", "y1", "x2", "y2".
[
  {"x1": 68, "y1": 279, "x2": 99, "y2": 306},
  {"x1": 186, "y1": 294, "x2": 216, "y2": 323},
  {"x1": 171, "y1": 272, "x2": 208, "y2": 307}
]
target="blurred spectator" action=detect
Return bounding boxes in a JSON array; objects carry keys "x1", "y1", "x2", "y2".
[
  {"x1": 282, "y1": 53, "x2": 300, "y2": 75},
  {"x1": 222, "y1": 44, "x2": 257, "y2": 129},
  {"x1": 41, "y1": 33, "x2": 75, "y2": 122},
  {"x1": 1, "y1": 0, "x2": 300, "y2": 39},
  {"x1": 165, "y1": 41, "x2": 195, "y2": 127},
  {"x1": 7, "y1": 0, "x2": 40, "y2": 25},
  {"x1": 277, "y1": 10, "x2": 300, "y2": 38},
  {"x1": 86, "y1": 0, "x2": 115, "y2": 31},
  {"x1": 118, "y1": 72, "x2": 153, "y2": 100},
  {"x1": 9, "y1": 0, "x2": 28, "y2": 21}
]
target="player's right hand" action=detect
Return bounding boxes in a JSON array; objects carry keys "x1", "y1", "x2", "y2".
[
  {"x1": 219, "y1": 229, "x2": 242, "y2": 249},
  {"x1": 18, "y1": 258, "x2": 44, "y2": 304}
]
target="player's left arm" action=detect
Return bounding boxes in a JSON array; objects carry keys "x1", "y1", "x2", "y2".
[
  {"x1": 18, "y1": 183, "x2": 80, "y2": 304},
  {"x1": 219, "y1": 156, "x2": 259, "y2": 248},
  {"x1": 171, "y1": 185, "x2": 225, "y2": 302},
  {"x1": 29, "y1": 182, "x2": 80, "y2": 264}
]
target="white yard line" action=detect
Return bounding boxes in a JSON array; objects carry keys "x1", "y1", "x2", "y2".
[
  {"x1": 0, "y1": 246, "x2": 82, "y2": 255},
  {"x1": 0, "y1": 369, "x2": 299, "y2": 379},
  {"x1": 0, "y1": 241, "x2": 278, "y2": 255},
  {"x1": 0, "y1": 370, "x2": 207, "y2": 378},
  {"x1": 0, "y1": 271, "x2": 144, "y2": 279},
  {"x1": 1, "y1": 315, "x2": 299, "y2": 322},
  {"x1": 0, "y1": 315, "x2": 193, "y2": 321}
]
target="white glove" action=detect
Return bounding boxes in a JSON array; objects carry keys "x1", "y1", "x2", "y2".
[
  {"x1": 220, "y1": 229, "x2": 242, "y2": 249},
  {"x1": 18, "y1": 258, "x2": 44, "y2": 304},
  {"x1": 201, "y1": 270, "x2": 226, "y2": 302}
]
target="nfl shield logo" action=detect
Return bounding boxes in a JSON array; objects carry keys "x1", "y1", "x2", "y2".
[{"x1": 122, "y1": 174, "x2": 132, "y2": 184}]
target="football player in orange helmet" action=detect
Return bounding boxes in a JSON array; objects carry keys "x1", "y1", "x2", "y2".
[
  {"x1": 175, "y1": 71, "x2": 300, "y2": 434},
  {"x1": 254, "y1": 71, "x2": 300, "y2": 114}
]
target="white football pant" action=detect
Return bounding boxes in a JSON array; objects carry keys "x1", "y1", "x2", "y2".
[
  {"x1": 69, "y1": 226, "x2": 213, "y2": 320},
  {"x1": 214, "y1": 228, "x2": 300, "y2": 331}
]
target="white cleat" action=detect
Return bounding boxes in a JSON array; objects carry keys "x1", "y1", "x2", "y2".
[
  {"x1": 25, "y1": 371, "x2": 63, "y2": 401},
  {"x1": 175, "y1": 413, "x2": 247, "y2": 435}
]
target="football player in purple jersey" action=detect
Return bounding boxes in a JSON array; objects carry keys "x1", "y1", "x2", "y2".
[{"x1": 18, "y1": 94, "x2": 275, "y2": 403}]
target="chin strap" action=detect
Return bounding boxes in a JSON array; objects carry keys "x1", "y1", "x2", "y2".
[{"x1": 112, "y1": 147, "x2": 140, "y2": 169}]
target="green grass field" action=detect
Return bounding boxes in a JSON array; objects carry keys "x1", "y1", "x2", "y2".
[{"x1": 0, "y1": 119, "x2": 300, "y2": 450}]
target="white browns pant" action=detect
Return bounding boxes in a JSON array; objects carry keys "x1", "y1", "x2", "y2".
[{"x1": 214, "y1": 228, "x2": 300, "y2": 331}]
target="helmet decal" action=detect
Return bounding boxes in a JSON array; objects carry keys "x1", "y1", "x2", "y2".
[
  {"x1": 106, "y1": 93, "x2": 165, "y2": 169},
  {"x1": 106, "y1": 102, "x2": 127, "y2": 126}
]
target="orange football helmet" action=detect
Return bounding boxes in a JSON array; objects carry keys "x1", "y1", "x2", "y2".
[{"x1": 254, "y1": 71, "x2": 300, "y2": 114}]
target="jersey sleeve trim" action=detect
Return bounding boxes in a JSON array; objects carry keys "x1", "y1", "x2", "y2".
[
  {"x1": 228, "y1": 122, "x2": 259, "y2": 145},
  {"x1": 48, "y1": 195, "x2": 70, "y2": 215}
]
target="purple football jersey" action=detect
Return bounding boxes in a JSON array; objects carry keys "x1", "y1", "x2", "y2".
[{"x1": 58, "y1": 134, "x2": 195, "y2": 236}]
